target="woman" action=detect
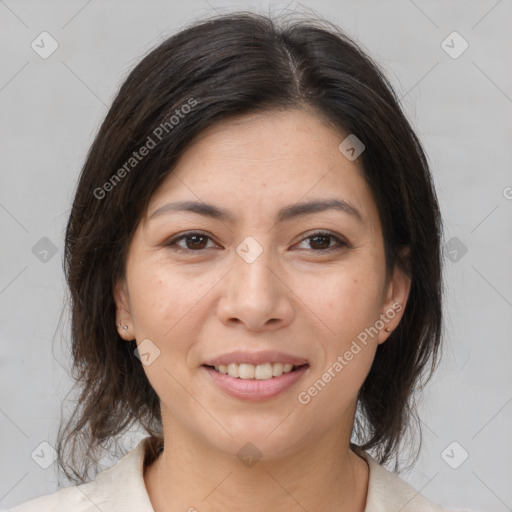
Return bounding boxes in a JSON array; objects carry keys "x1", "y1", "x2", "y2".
[{"x1": 6, "y1": 11, "x2": 470, "y2": 512}]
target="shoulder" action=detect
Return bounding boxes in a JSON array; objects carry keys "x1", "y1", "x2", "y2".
[
  {"x1": 2, "y1": 484, "x2": 97, "y2": 512},
  {"x1": 360, "y1": 451, "x2": 473, "y2": 512},
  {"x1": 4, "y1": 437, "x2": 154, "y2": 512}
]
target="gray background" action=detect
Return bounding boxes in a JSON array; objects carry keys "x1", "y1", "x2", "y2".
[{"x1": 1, "y1": 0, "x2": 511, "y2": 510}]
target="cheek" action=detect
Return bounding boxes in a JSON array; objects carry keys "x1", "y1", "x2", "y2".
[
  {"x1": 294, "y1": 269, "x2": 382, "y2": 414},
  {"x1": 126, "y1": 264, "x2": 209, "y2": 397},
  {"x1": 127, "y1": 261, "x2": 211, "y2": 348},
  {"x1": 294, "y1": 261, "x2": 384, "y2": 343}
]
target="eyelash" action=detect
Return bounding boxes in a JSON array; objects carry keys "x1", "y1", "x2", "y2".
[{"x1": 165, "y1": 230, "x2": 348, "y2": 254}]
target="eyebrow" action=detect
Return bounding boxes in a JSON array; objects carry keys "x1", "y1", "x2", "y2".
[{"x1": 149, "y1": 198, "x2": 364, "y2": 224}]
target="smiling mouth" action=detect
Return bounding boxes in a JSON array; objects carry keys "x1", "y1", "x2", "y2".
[{"x1": 202, "y1": 362, "x2": 309, "y2": 380}]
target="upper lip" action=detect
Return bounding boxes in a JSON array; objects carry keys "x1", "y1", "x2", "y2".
[{"x1": 202, "y1": 350, "x2": 309, "y2": 367}]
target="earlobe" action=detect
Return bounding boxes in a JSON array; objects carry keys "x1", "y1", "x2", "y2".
[
  {"x1": 377, "y1": 264, "x2": 411, "y2": 344},
  {"x1": 114, "y1": 279, "x2": 134, "y2": 340}
]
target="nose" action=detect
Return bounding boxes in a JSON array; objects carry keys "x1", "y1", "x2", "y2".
[{"x1": 217, "y1": 247, "x2": 294, "y2": 332}]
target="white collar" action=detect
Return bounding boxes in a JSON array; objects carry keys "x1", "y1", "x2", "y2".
[{"x1": 10, "y1": 436, "x2": 454, "y2": 511}]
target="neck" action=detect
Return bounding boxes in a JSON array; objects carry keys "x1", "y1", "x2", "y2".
[{"x1": 144, "y1": 417, "x2": 369, "y2": 512}]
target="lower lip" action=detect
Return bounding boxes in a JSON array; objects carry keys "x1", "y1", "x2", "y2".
[{"x1": 202, "y1": 365, "x2": 309, "y2": 401}]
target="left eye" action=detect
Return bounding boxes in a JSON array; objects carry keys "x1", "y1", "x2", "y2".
[{"x1": 295, "y1": 231, "x2": 346, "y2": 251}]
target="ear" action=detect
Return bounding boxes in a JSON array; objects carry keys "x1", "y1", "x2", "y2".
[
  {"x1": 377, "y1": 262, "x2": 411, "y2": 345},
  {"x1": 114, "y1": 278, "x2": 135, "y2": 341}
]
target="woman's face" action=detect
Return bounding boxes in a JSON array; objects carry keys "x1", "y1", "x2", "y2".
[{"x1": 115, "y1": 108, "x2": 410, "y2": 459}]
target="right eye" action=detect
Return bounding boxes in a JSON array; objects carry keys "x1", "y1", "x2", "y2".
[{"x1": 165, "y1": 231, "x2": 220, "y2": 252}]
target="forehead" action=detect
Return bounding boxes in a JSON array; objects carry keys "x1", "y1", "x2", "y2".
[{"x1": 147, "y1": 109, "x2": 380, "y2": 231}]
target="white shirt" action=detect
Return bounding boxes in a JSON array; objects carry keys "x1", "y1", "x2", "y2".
[{"x1": 4, "y1": 437, "x2": 470, "y2": 512}]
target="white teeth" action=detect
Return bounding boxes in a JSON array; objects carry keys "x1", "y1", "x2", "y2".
[
  {"x1": 254, "y1": 363, "x2": 272, "y2": 380},
  {"x1": 227, "y1": 363, "x2": 238, "y2": 378},
  {"x1": 212, "y1": 362, "x2": 299, "y2": 380},
  {"x1": 239, "y1": 363, "x2": 255, "y2": 379},
  {"x1": 272, "y1": 362, "x2": 283, "y2": 376}
]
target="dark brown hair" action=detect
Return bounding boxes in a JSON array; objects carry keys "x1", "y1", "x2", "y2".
[{"x1": 58, "y1": 11, "x2": 443, "y2": 483}]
